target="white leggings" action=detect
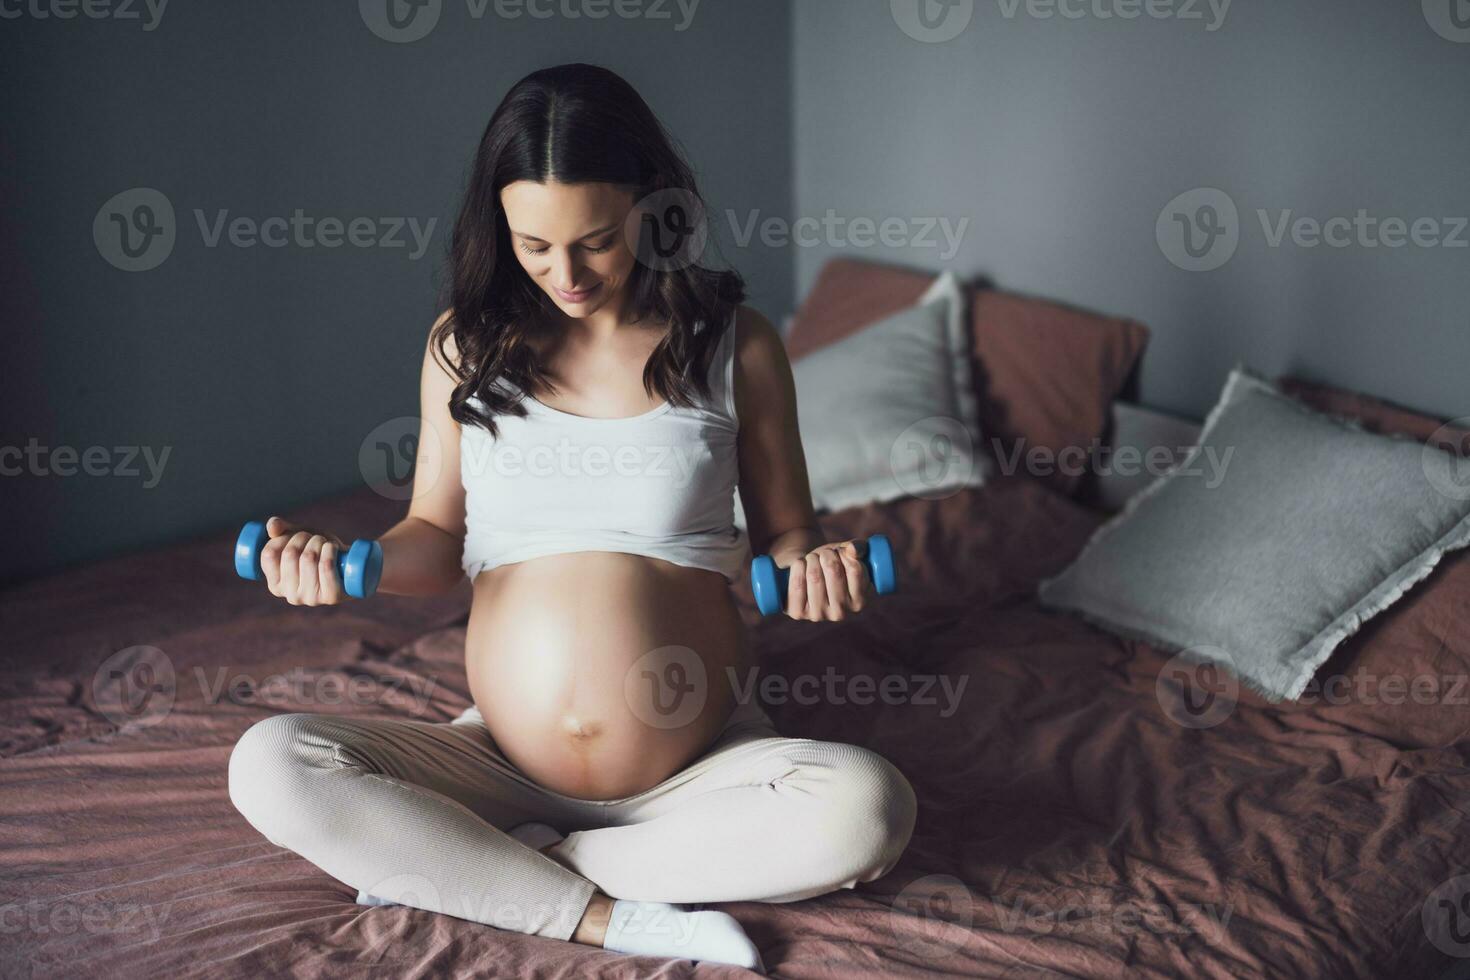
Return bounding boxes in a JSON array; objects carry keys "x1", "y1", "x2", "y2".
[{"x1": 227, "y1": 698, "x2": 917, "y2": 941}]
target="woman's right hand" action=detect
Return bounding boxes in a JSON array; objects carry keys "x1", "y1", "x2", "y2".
[{"x1": 259, "y1": 516, "x2": 349, "y2": 606}]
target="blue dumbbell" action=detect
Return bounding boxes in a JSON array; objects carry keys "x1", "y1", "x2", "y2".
[
  {"x1": 750, "y1": 534, "x2": 897, "y2": 617},
  {"x1": 233, "y1": 520, "x2": 383, "y2": 600}
]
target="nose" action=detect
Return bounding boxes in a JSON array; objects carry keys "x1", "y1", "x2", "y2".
[{"x1": 548, "y1": 250, "x2": 588, "y2": 291}]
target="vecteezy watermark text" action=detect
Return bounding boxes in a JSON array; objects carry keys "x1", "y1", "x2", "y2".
[
  {"x1": 891, "y1": 0, "x2": 1231, "y2": 43},
  {"x1": 0, "y1": 439, "x2": 171, "y2": 487},
  {"x1": 460, "y1": 436, "x2": 704, "y2": 485},
  {"x1": 993, "y1": 0, "x2": 1231, "y2": 30},
  {"x1": 888, "y1": 874, "x2": 1234, "y2": 959},
  {"x1": 0, "y1": 0, "x2": 168, "y2": 30},
  {"x1": 359, "y1": 0, "x2": 703, "y2": 44},
  {"x1": 989, "y1": 894, "x2": 1234, "y2": 940},
  {"x1": 623, "y1": 656, "x2": 973, "y2": 733},
  {"x1": 0, "y1": 900, "x2": 171, "y2": 940},
  {"x1": 193, "y1": 209, "x2": 436, "y2": 259},
  {"x1": 194, "y1": 666, "x2": 440, "y2": 716},
  {"x1": 1296, "y1": 670, "x2": 1469, "y2": 708},
  {"x1": 729, "y1": 666, "x2": 969, "y2": 718},
  {"x1": 1158, "y1": 188, "x2": 1468, "y2": 272},
  {"x1": 990, "y1": 436, "x2": 1231, "y2": 488},
  {"x1": 92, "y1": 645, "x2": 441, "y2": 727},
  {"x1": 725, "y1": 209, "x2": 970, "y2": 261}
]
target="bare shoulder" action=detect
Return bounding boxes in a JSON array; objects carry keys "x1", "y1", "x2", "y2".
[
  {"x1": 426, "y1": 308, "x2": 462, "y2": 375},
  {"x1": 730, "y1": 305, "x2": 796, "y2": 421},
  {"x1": 731, "y1": 304, "x2": 789, "y2": 378}
]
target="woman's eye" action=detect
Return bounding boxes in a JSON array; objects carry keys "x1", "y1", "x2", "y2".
[{"x1": 518, "y1": 240, "x2": 614, "y2": 256}]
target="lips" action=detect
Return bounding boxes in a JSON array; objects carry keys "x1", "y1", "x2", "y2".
[{"x1": 555, "y1": 283, "x2": 601, "y2": 302}]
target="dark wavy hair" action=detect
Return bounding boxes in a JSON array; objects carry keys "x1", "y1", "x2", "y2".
[{"x1": 432, "y1": 62, "x2": 746, "y2": 436}]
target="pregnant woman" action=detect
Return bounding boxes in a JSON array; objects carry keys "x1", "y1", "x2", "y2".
[{"x1": 228, "y1": 63, "x2": 915, "y2": 972}]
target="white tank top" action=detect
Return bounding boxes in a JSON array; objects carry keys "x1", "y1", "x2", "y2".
[{"x1": 459, "y1": 309, "x2": 748, "y2": 584}]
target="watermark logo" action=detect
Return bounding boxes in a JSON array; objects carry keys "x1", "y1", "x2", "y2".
[
  {"x1": 92, "y1": 645, "x2": 176, "y2": 728},
  {"x1": 95, "y1": 188, "x2": 438, "y2": 270},
  {"x1": 1157, "y1": 187, "x2": 1239, "y2": 272},
  {"x1": 1423, "y1": 0, "x2": 1470, "y2": 43},
  {"x1": 96, "y1": 650, "x2": 440, "y2": 725},
  {"x1": 890, "y1": 416, "x2": 981, "y2": 500},
  {"x1": 1159, "y1": 187, "x2": 1468, "y2": 271},
  {"x1": 1155, "y1": 646, "x2": 1238, "y2": 729},
  {"x1": 891, "y1": 0, "x2": 974, "y2": 43},
  {"x1": 94, "y1": 187, "x2": 176, "y2": 272},
  {"x1": 626, "y1": 188, "x2": 709, "y2": 273},
  {"x1": 360, "y1": 415, "x2": 443, "y2": 500},
  {"x1": 1423, "y1": 418, "x2": 1470, "y2": 502},
  {"x1": 360, "y1": 0, "x2": 443, "y2": 42},
  {"x1": 1424, "y1": 875, "x2": 1470, "y2": 956},
  {"x1": 890, "y1": 874, "x2": 973, "y2": 957},
  {"x1": 624, "y1": 644, "x2": 707, "y2": 730}
]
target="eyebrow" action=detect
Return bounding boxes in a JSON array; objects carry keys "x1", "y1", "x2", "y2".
[{"x1": 511, "y1": 221, "x2": 621, "y2": 244}]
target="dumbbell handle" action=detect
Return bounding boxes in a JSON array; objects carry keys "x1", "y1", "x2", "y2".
[
  {"x1": 233, "y1": 520, "x2": 383, "y2": 599},
  {"x1": 750, "y1": 534, "x2": 898, "y2": 617}
]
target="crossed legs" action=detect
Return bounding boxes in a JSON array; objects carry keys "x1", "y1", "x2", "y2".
[{"x1": 227, "y1": 703, "x2": 917, "y2": 945}]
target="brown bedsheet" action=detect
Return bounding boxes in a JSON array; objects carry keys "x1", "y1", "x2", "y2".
[{"x1": 2, "y1": 477, "x2": 1467, "y2": 978}]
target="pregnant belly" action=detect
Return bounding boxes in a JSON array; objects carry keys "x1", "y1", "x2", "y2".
[{"x1": 465, "y1": 551, "x2": 751, "y2": 801}]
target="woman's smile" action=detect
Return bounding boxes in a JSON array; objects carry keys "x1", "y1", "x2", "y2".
[{"x1": 554, "y1": 282, "x2": 602, "y2": 303}]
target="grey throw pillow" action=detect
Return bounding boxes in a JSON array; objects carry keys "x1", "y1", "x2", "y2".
[
  {"x1": 1038, "y1": 367, "x2": 1470, "y2": 702},
  {"x1": 735, "y1": 270, "x2": 987, "y2": 528},
  {"x1": 792, "y1": 269, "x2": 987, "y2": 512}
]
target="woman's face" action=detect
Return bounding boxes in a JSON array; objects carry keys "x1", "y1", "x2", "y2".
[{"x1": 500, "y1": 179, "x2": 640, "y2": 319}]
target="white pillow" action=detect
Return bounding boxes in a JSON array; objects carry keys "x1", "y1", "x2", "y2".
[{"x1": 735, "y1": 270, "x2": 987, "y2": 528}]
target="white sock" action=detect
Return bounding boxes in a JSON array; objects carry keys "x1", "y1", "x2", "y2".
[
  {"x1": 359, "y1": 823, "x2": 764, "y2": 972},
  {"x1": 356, "y1": 822, "x2": 565, "y2": 909},
  {"x1": 602, "y1": 899, "x2": 764, "y2": 973},
  {"x1": 354, "y1": 889, "x2": 398, "y2": 907}
]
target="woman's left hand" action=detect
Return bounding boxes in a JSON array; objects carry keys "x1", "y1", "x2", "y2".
[{"x1": 782, "y1": 540, "x2": 875, "y2": 622}]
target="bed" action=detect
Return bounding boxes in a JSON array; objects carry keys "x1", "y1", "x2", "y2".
[
  {"x1": 5, "y1": 260, "x2": 1468, "y2": 978},
  {"x1": 3, "y1": 464, "x2": 1467, "y2": 978}
]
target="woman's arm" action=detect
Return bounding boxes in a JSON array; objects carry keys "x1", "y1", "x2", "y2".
[
  {"x1": 374, "y1": 311, "x2": 467, "y2": 596},
  {"x1": 733, "y1": 307, "x2": 873, "y2": 621}
]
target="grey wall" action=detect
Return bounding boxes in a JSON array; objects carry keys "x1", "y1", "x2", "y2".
[
  {"x1": 792, "y1": 0, "x2": 1470, "y2": 424},
  {"x1": 8, "y1": 0, "x2": 1468, "y2": 585},
  {"x1": 0, "y1": 0, "x2": 792, "y2": 583}
]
